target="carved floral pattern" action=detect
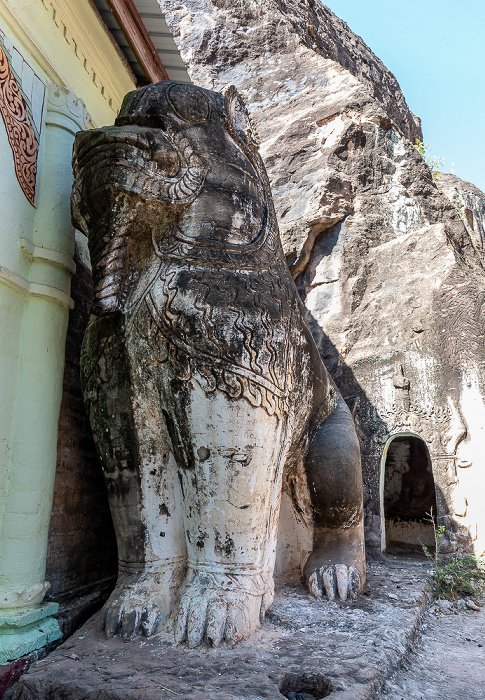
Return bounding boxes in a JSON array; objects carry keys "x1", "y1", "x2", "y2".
[
  {"x1": 0, "y1": 45, "x2": 39, "y2": 205},
  {"x1": 358, "y1": 397, "x2": 468, "y2": 463}
]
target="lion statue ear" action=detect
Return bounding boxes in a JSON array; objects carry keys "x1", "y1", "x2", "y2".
[{"x1": 222, "y1": 85, "x2": 260, "y2": 151}]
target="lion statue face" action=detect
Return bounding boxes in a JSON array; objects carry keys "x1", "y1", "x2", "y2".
[
  {"x1": 71, "y1": 82, "x2": 267, "y2": 314},
  {"x1": 72, "y1": 82, "x2": 261, "y2": 234}
]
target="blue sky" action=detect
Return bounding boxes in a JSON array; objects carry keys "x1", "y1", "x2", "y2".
[{"x1": 324, "y1": 1, "x2": 485, "y2": 192}]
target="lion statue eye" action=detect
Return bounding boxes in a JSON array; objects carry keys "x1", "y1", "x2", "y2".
[
  {"x1": 168, "y1": 84, "x2": 211, "y2": 124},
  {"x1": 150, "y1": 142, "x2": 181, "y2": 177}
]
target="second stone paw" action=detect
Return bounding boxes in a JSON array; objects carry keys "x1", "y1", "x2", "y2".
[{"x1": 308, "y1": 563, "x2": 360, "y2": 601}]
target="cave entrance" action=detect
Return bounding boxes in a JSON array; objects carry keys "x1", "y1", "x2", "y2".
[{"x1": 380, "y1": 434, "x2": 437, "y2": 554}]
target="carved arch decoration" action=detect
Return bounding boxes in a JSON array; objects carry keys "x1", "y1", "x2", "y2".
[
  {"x1": 0, "y1": 44, "x2": 39, "y2": 206},
  {"x1": 378, "y1": 396, "x2": 466, "y2": 457}
]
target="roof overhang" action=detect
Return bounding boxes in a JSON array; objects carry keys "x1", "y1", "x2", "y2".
[{"x1": 92, "y1": 0, "x2": 190, "y2": 85}]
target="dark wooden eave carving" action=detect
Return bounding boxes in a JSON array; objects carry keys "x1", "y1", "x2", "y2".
[{"x1": 105, "y1": 0, "x2": 169, "y2": 83}]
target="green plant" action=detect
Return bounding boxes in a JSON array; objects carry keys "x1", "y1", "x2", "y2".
[
  {"x1": 414, "y1": 139, "x2": 445, "y2": 182},
  {"x1": 422, "y1": 507, "x2": 445, "y2": 569},
  {"x1": 422, "y1": 509, "x2": 485, "y2": 600},
  {"x1": 428, "y1": 556, "x2": 485, "y2": 600}
]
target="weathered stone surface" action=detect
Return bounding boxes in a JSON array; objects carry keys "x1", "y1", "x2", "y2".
[
  {"x1": 379, "y1": 599, "x2": 485, "y2": 699},
  {"x1": 438, "y1": 172, "x2": 485, "y2": 251},
  {"x1": 46, "y1": 232, "x2": 117, "y2": 605},
  {"x1": 71, "y1": 80, "x2": 366, "y2": 647},
  {"x1": 14, "y1": 560, "x2": 431, "y2": 700},
  {"x1": 158, "y1": 0, "x2": 422, "y2": 274},
  {"x1": 159, "y1": 0, "x2": 421, "y2": 141},
  {"x1": 159, "y1": 0, "x2": 485, "y2": 559}
]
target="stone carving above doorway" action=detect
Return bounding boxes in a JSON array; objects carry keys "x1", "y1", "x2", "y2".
[{"x1": 358, "y1": 395, "x2": 466, "y2": 459}]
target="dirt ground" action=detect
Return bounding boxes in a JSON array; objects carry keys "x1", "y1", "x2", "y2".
[{"x1": 378, "y1": 602, "x2": 485, "y2": 699}]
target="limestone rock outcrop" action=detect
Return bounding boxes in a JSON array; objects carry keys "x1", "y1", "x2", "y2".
[
  {"x1": 159, "y1": 0, "x2": 485, "y2": 558},
  {"x1": 438, "y1": 173, "x2": 485, "y2": 252},
  {"x1": 159, "y1": 0, "x2": 424, "y2": 275}
]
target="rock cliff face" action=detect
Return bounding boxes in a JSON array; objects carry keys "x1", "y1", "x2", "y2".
[
  {"x1": 438, "y1": 173, "x2": 485, "y2": 251},
  {"x1": 159, "y1": 0, "x2": 423, "y2": 275},
  {"x1": 158, "y1": 0, "x2": 485, "y2": 558}
]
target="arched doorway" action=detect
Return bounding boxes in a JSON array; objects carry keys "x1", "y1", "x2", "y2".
[{"x1": 380, "y1": 434, "x2": 437, "y2": 554}]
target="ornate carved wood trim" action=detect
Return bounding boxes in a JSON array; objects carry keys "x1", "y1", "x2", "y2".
[
  {"x1": 105, "y1": 0, "x2": 169, "y2": 83},
  {"x1": 0, "y1": 44, "x2": 39, "y2": 206}
]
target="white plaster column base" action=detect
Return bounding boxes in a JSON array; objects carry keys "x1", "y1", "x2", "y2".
[
  {"x1": 0, "y1": 603, "x2": 62, "y2": 663},
  {"x1": 0, "y1": 582, "x2": 50, "y2": 609}
]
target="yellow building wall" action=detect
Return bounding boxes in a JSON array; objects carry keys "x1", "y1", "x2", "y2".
[{"x1": 1, "y1": 0, "x2": 136, "y2": 126}]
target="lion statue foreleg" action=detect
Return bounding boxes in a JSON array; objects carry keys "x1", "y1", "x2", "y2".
[{"x1": 158, "y1": 378, "x2": 285, "y2": 647}]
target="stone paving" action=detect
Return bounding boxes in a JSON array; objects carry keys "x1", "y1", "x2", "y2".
[
  {"x1": 378, "y1": 599, "x2": 485, "y2": 699},
  {"x1": 12, "y1": 556, "x2": 432, "y2": 700}
]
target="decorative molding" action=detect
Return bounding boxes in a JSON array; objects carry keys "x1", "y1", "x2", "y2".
[
  {"x1": 0, "y1": 43, "x2": 39, "y2": 205},
  {"x1": 380, "y1": 402, "x2": 451, "y2": 424},
  {"x1": 21, "y1": 238, "x2": 76, "y2": 275},
  {"x1": 0, "y1": 267, "x2": 30, "y2": 293},
  {"x1": 40, "y1": 0, "x2": 135, "y2": 115},
  {"x1": 0, "y1": 266, "x2": 74, "y2": 309},
  {"x1": 358, "y1": 399, "x2": 459, "y2": 458},
  {"x1": 0, "y1": 581, "x2": 49, "y2": 609},
  {"x1": 0, "y1": 0, "x2": 136, "y2": 126},
  {"x1": 45, "y1": 84, "x2": 89, "y2": 131},
  {"x1": 0, "y1": 29, "x2": 46, "y2": 140},
  {"x1": 105, "y1": 0, "x2": 169, "y2": 83},
  {"x1": 0, "y1": 0, "x2": 64, "y2": 87},
  {"x1": 0, "y1": 602, "x2": 61, "y2": 664},
  {"x1": 0, "y1": 601, "x2": 58, "y2": 625}
]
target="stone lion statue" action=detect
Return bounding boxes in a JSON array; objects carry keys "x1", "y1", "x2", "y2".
[{"x1": 72, "y1": 81, "x2": 365, "y2": 648}]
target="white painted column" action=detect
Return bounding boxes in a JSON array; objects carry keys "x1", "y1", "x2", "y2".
[{"x1": 0, "y1": 85, "x2": 89, "y2": 662}]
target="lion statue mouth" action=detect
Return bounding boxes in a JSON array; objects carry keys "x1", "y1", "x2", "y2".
[{"x1": 72, "y1": 122, "x2": 210, "y2": 233}]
